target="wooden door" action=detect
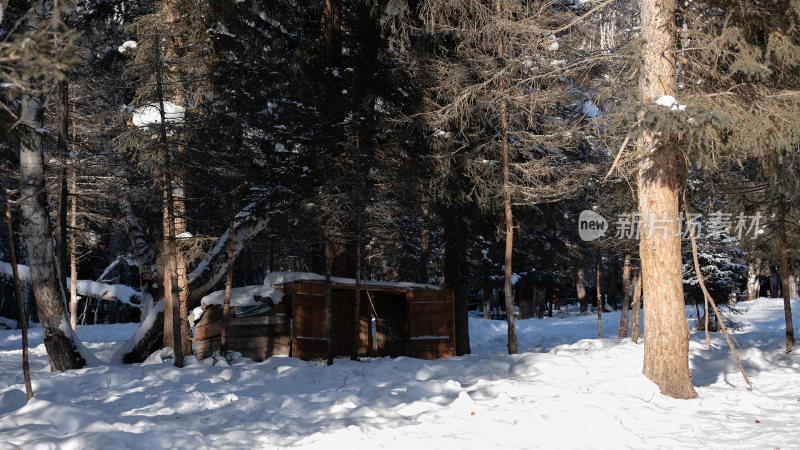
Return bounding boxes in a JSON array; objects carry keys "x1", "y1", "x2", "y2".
[{"x1": 406, "y1": 290, "x2": 456, "y2": 359}]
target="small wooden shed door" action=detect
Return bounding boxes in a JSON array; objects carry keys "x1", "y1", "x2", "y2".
[
  {"x1": 406, "y1": 290, "x2": 456, "y2": 359},
  {"x1": 291, "y1": 292, "x2": 328, "y2": 360}
]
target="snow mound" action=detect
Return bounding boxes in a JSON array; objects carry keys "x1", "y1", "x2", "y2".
[{"x1": 117, "y1": 40, "x2": 137, "y2": 54}]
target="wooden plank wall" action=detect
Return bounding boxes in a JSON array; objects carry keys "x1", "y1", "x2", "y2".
[
  {"x1": 406, "y1": 289, "x2": 456, "y2": 359},
  {"x1": 289, "y1": 282, "x2": 371, "y2": 360},
  {"x1": 194, "y1": 303, "x2": 290, "y2": 362}
]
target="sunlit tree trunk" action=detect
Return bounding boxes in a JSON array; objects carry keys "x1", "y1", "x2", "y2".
[
  {"x1": 618, "y1": 253, "x2": 632, "y2": 337},
  {"x1": 576, "y1": 266, "x2": 587, "y2": 313},
  {"x1": 637, "y1": 0, "x2": 696, "y2": 398},
  {"x1": 19, "y1": 89, "x2": 86, "y2": 371}
]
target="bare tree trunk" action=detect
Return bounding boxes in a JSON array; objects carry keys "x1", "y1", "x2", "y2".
[
  {"x1": 788, "y1": 256, "x2": 797, "y2": 299},
  {"x1": 68, "y1": 170, "x2": 78, "y2": 331},
  {"x1": 596, "y1": 256, "x2": 602, "y2": 338},
  {"x1": 351, "y1": 238, "x2": 362, "y2": 360},
  {"x1": 443, "y1": 204, "x2": 471, "y2": 355},
  {"x1": 576, "y1": 266, "x2": 587, "y2": 313},
  {"x1": 325, "y1": 241, "x2": 334, "y2": 366},
  {"x1": 155, "y1": 33, "x2": 182, "y2": 368},
  {"x1": 631, "y1": 270, "x2": 642, "y2": 344},
  {"x1": 607, "y1": 256, "x2": 618, "y2": 310},
  {"x1": 220, "y1": 219, "x2": 235, "y2": 354},
  {"x1": 637, "y1": 0, "x2": 697, "y2": 399},
  {"x1": 618, "y1": 253, "x2": 632, "y2": 337},
  {"x1": 482, "y1": 288, "x2": 491, "y2": 319},
  {"x1": 778, "y1": 195, "x2": 795, "y2": 353},
  {"x1": 747, "y1": 258, "x2": 762, "y2": 300},
  {"x1": 770, "y1": 264, "x2": 779, "y2": 298},
  {"x1": 497, "y1": 0, "x2": 516, "y2": 354},
  {"x1": 174, "y1": 187, "x2": 192, "y2": 357},
  {"x1": 6, "y1": 193, "x2": 33, "y2": 399},
  {"x1": 55, "y1": 80, "x2": 69, "y2": 301},
  {"x1": 18, "y1": 78, "x2": 86, "y2": 371},
  {"x1": 418, "y1": 195, "x2": 431, "y2": 284}
]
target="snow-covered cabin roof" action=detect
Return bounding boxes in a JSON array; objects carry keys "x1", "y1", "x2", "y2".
[{"x1": 264, "y1": 271, "x2": 438, "y2": 291}]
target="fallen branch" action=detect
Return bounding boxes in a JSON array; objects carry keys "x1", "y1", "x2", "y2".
[{"x1": 683, "y1": 197, "x2": 753, "y2": 389}]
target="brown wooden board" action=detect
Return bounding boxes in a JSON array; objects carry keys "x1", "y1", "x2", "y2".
[
  {"x1": 195, "y1": 318, "x2": 288, "y2": 341},
  {"x1": 406, "y1": 289, "x2": 456, "y2": 359},
  {"x1": 290, "y1": 292, "x2": 327, "y2": 360},
  {"x1": 195, "y1": 336, "x2": 290, "y2": 362}
]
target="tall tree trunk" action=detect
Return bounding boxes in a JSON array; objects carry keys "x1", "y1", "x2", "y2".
[
  {"x1": 155, "y1": 33, "x2": 182, "y2": 368},
  {"x1": 418, "y1": 194, "x2": 431, "y2": 284},
  {"x1": 631, "y1": 270, "x2": 642, "y2": 344},
  {"x1": 351, "y1": 238, "x2": 362, "y2": 360},
  {"x1": 6, "y1": 193, "x2": 33, "y2": 399},
  {"x1": 55, "y1": 80, "x2": 69, "y2": 301},
  {"x1": 220, "y1": 219, "x2": 235, "y2": 354},
  {"x1": 747, "y1": 258, "x2": 761, "y2": 300},
  {"x1": 618, "y1": 253, "x2": 632, "y2": 337},
  {"x1": 607, "y1": 256, "x2": 618, "y2": 310},
  {"x1": 596, "y1": 256, "x2": 602, "y2": 338},
  {"x1": 482, "y1": 288, "x2": 491, "y2": 319},
  {"x1": 778, "y1": 195, "x2": 795, "y2": 353},
  {"x1": 576, "y1": 266, "x2": 587, "y2": 313},
  {"x1": 637, "y1": 0, "x2": 696, "y2": 399},
  {"x1": 68, "y1": 170, "x2": 78, "y2": 331},
  {"x1": 325, "y1": 241, "x2": 334, "y2": 366},
  {"x1": 788, "y1": 256, "x2": 797, "y2": 299},
  {"x1": 770, "y1": 264, "x2": 779, "y2": 298},
  {"x1": 18, "y1": 92, "x2": 86, "y2": 371},
  {"x1": 443, "y1": 204, "x2": 471, "y2": 355},
  {"x1": 497, "y1": 0, "x2": 516, "y2": 354}
]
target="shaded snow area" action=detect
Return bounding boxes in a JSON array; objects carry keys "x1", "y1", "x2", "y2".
[{"x1": 1, "y1": 298, "x2": 799, "y2": 449}]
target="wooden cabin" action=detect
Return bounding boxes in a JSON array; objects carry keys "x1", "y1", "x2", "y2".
[{"x1": 193, "y1": 277, "x2": 456, "y2": 362}]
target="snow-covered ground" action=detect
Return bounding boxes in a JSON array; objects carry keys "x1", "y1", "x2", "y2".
[{"x1": 0, "y1": 298, "x2": 798, "y2": 449}]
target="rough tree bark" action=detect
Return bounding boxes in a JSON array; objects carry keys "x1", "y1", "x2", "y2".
[
  {"x1": 68, "y1": 170, "x2": 78, "y2": 331},
  {"x1": 631, "y1": 270, "x2": 642, "y2": 344},
  {"x1": 55, "y1": 80, "x2": 69, "y2": 301},
  {"x1": 777, "y1": 195, "x2": 795, "y2": 353},
  {"x1": 607, "y1": 256, "x2": 618, "y2": 310},
  {"x1": 497, "y1": 0, "x2": 516, "y2": 354},
  {"x1": 576, "y1": 266, "x2": 588, "y2": 313},
  {"x1": 637, "y1": 0, "x2": 697, "y2": 398},
  {"x1": 18, "y1": 89, "x2": 86, "y2": 371},
  {"x1": 596, "y1": 256, "x2": 602, "y2": 338},
  {"x1": 618, "y1": 253, "x2": 632, "y2": 338},
  {"x1": 155, "y1": 33, "x2": 182, "y2": 367},
  {"x1": 220, "y1": 219, "x2": 235, "y2": 354},
  {"x1": 747, "y1": 258, "x2": 761, "y2": 300}
]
